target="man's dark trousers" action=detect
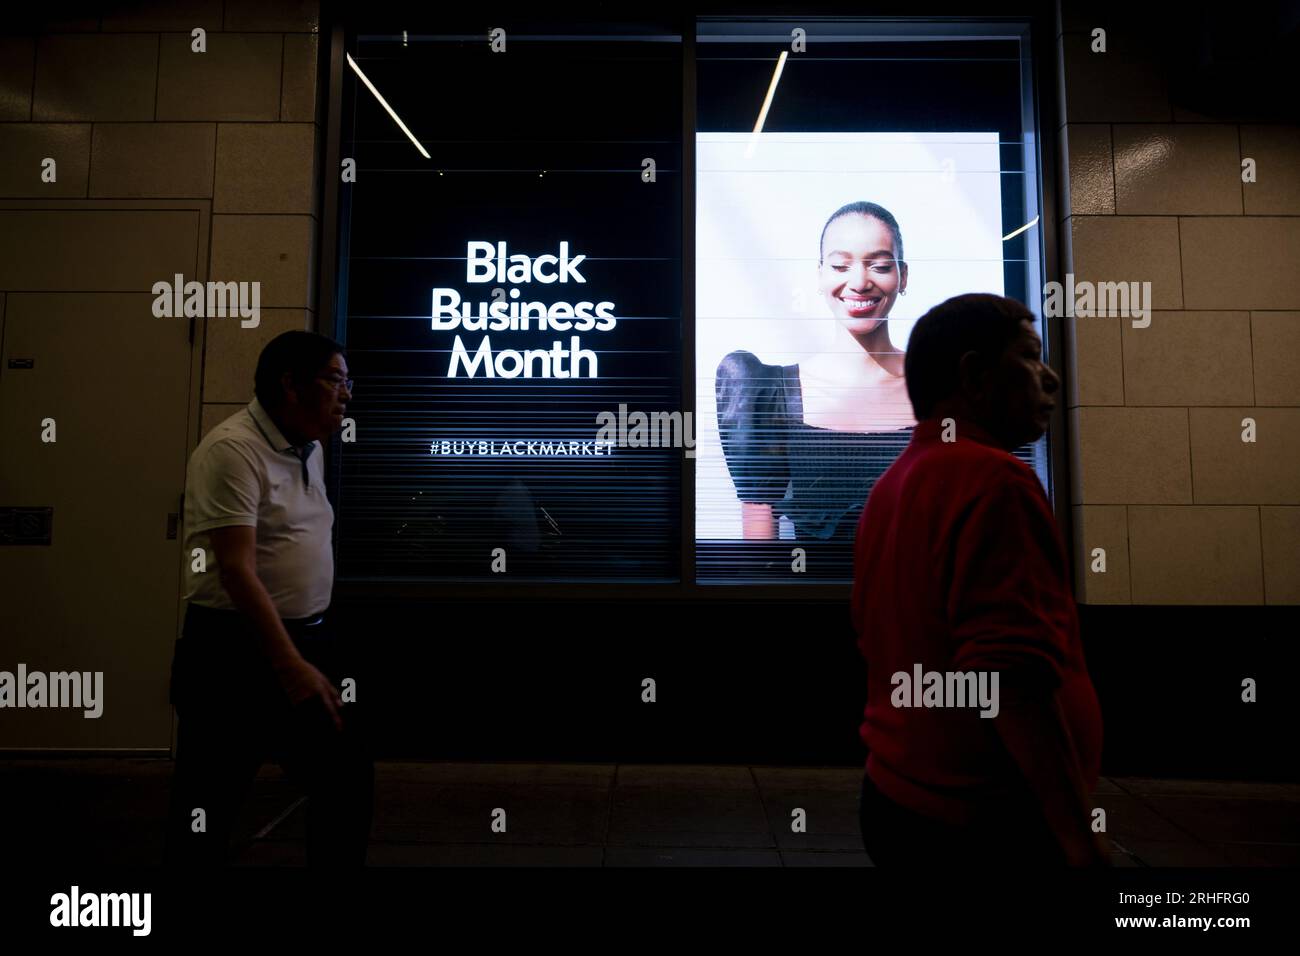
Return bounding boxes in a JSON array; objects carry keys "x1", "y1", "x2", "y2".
[{"x1": 164, "y1": 603, "x2": 373, "y2": 866}]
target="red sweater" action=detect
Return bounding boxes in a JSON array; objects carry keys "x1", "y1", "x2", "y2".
[{"x1": 851, "y1": 416, "x2": 1102, "y2": 825}]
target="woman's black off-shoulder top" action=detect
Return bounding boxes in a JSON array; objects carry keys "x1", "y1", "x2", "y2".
[{"x1": 715, "y1": 350, "x2": 913, "y2": 541}]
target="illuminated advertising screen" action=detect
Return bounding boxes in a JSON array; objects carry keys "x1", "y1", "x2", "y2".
[
  {"x1": 335, "y1": 28, "x2": 683, "y2": 581},
  {"x1": 695, "y1": 132, "x2": 1004, "y2": 543},
  {"x1": 692, "y1": 24, "x2": 1048, "y2": 583}
]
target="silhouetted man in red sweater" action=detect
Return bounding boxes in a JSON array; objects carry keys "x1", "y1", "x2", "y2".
[{"x1": 852, "y1": 293, "x2": 1105, "y2": 866}]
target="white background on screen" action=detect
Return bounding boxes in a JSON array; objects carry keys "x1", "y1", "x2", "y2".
[{"x1": 695, "y1": 131, "x2": 1006, "y2": 539}]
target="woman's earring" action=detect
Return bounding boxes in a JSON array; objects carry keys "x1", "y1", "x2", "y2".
[{"x1": 899, "y1": 290, "x2": 907, "y2": 296}]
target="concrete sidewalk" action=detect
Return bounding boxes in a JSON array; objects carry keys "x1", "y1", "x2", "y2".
[{"x1": 2, "y1": 759, "x2": 1296, "y2": 866}]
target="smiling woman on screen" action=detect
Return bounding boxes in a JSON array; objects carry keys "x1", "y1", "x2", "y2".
[{"x1": 716, "y1": 201, "x2": 916, "y2": 541}]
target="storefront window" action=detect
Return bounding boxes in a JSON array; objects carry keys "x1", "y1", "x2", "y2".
[{"x1": 331, "y1": 17, "x2": 1052, "y2": 587}]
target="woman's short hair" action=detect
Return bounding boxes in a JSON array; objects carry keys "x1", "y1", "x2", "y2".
[
  {"x1": 254, "y1": 331, "x2": 346, "y2": 408},
  {"x1": 818, "y1": 201, "x2": 904, "y2": 264},
  {"x1": 904, "y1": 293, "x2": 1034, "y2": 420}
]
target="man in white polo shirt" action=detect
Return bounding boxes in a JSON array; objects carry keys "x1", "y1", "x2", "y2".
[{"x1": 165, "y1": 330, "x2": 372, "y2": 866}]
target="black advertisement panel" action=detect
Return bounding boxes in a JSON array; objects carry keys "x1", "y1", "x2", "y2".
[{"x1": 336, "y1": 27, "x2": 683, "y2": 581}]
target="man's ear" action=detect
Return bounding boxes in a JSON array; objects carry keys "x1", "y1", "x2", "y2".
[
  {"x1": 956, "y1": 349, "x2": 986, "y2": 401},
  {"x1": 279, "y1": 370, "x2": 297, "y2": 406}
]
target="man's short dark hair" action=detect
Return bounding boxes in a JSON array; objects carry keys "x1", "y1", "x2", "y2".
[
  {"x1": 254, "y1": 331, "x2": 345, "y2": 408},
  {"x1": 904, "y1": 293, "x2": 1034, "y2": 420}
]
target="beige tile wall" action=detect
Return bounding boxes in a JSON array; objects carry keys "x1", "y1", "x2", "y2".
[
  {"x1": 0, "y1": 3, "x2": 323, "y2": 748},
  {"x1": 0, "y1": 1, "x2": 322, "y2": 428},
  {"x1": 1058, "y1": 2, "x2": 1300, "y2": 605}
]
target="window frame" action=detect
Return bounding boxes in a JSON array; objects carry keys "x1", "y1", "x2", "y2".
[{"x1": 316, "y1": 6, "x2": 1071, "y2": 602}]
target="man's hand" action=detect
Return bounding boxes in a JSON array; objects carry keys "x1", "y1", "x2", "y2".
[
  {"x1": 274, "y1": 656, "x2": 344, "y2": 732},
  {"x1": 991, "y1": 671, "x2": 1108, "y2": 867},
  {"x1": 209, "y1": 525, "x2": 344, "y2": 733}
]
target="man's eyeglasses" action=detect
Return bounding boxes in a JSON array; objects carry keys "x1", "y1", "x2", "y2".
[{"x1": 319, "y1": 376, "x2": 354, "y2": 393}]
